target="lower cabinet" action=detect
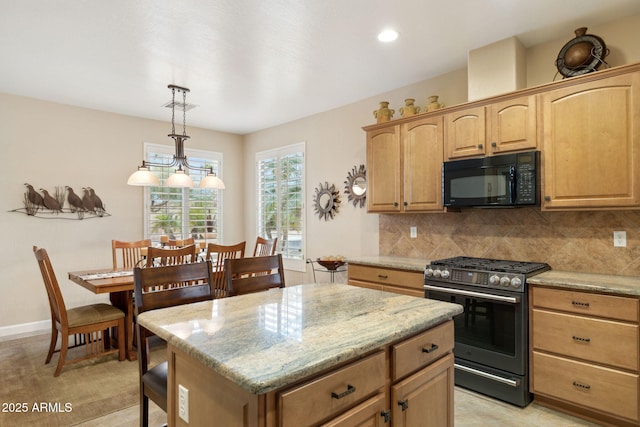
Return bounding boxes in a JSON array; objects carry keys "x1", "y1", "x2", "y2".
[
  {"x1": 348, "y1": 263, "x2": 425, "y2": 297},
  {"x1": 530, "y1": 286, "x2": 640, "y2": 426},
  {"x1": 168, "y1": 321, "x2": 454, "y2": 426}
]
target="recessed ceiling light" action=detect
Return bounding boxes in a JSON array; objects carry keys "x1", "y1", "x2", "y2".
[{"x1": 378, "y1": 29, "x2": 399, "y2": 42}]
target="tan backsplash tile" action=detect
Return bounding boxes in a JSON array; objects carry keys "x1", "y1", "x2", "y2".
[{"x1": 379, "y1": 208, "x2": 640, "y2": 276}]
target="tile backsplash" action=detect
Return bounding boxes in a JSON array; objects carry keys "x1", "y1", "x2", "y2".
[{"x1": 379, "y1": 208, "x2": 640, "y2": 276}]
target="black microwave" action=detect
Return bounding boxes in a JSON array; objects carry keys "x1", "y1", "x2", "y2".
[{"x1": 443, "y1": 151, "x2": 539, "y2": 208}]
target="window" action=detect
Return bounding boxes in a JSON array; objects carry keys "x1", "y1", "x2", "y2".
[
  {"x1": 256, "y1": 142, "x2": 305, "y2": 271},
  {"x1": 143, "y1": 143, "x2": 223, "y2": 245}
]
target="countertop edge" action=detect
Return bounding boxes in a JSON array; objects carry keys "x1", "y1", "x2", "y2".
[{"x1": 528, "y1": 270, "x2": 640, "y2": 297}]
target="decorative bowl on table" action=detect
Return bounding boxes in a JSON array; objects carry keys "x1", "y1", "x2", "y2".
[{"x1": 316, "y1": 258, "x2": 346, "y2": 271}]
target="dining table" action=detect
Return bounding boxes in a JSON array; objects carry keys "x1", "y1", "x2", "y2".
[{"x1": 67, "y1": 268, "x2": 137, "y2": 361}]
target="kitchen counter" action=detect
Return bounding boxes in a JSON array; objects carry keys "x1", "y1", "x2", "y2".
[
  {"x1": 348, "y1": 255, "x2": 427, "y2": 272},
  {"x1": 528, "y1": 270, "x2": 640, "y2": 297},
  {"x1": 137, "y1": 282, "x2": 462, "y2": 395}
]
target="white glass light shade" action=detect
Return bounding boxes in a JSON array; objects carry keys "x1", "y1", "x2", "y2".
[
  {"x1": 166, "y1": 169, "x2": 194, "y2": 188},
  {"x1": 199, "y1": 173, "x2": 226, "y2": 189},
  {"x1": 127, "y1": 166, "x2": 160, "y2": 186}
]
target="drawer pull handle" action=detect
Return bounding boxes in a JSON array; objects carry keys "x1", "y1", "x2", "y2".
[
  {"x1": 331, "y1": 384, "x2": 356, "y2": 399},
  {"x1": 378, "y1": 274, "x2": 388, "y2": 279},
  {"x1": 571, "y1": 300, "x2": 590, "y2": 308},
  {"x1": 572, "y1": 335, "x2": 591, "y2": 343},
  {"x1": 422, "y1": 343, "x2": 439, "y2": 354},
  {"x1": 398, "y1": 399, "x2": 409, "y2": 411},
  {"x1": 573, "y1": 381, "x2": 591, "y2": 390}
]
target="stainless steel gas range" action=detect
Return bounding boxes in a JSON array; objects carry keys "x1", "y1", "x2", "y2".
[{"x1": 424, "y1": 256, "x2": 550, "y2": 407}]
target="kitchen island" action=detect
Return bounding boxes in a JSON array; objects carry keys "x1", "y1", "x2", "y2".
[{"x1": 137, "y1": 282, "x2": 462, "y2": 426}]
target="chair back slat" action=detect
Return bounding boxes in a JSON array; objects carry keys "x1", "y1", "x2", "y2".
[
  {"x1": 112, "y1": 239, "x2": 151, "y2": 269},
  {"x1": 33, "y1": 246, "x2": 67, "y2": 326},
  {"x1": 205, "y1": 242, "x2": 246, "y2": 298},
  {"x1": 253, "y1": 237, "x2": 277, "y2": 257},
  {"x1": 146, "y1": 244, "x2": 197, "y2": 267},
  {"x1": 224, "y1": 254, "x2": 285, "y2": 296},
  {"x1": 167, "y1": 237, "x2": 195, "y2": 248}
]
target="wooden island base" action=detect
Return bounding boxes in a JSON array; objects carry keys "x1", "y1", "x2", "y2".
[{"x1": 167, "y1": 321, "x2": 455, "y2": 427}]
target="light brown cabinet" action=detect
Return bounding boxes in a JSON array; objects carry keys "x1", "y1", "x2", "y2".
[
  {"x1": 348, "y1": 263, "x2": 425, "y2": 297},
  {"x1": 530, "y1": 286, "x2": 640, "y2": 426},
  {"x1": 444, "y1": 95, "x2": 537, "y2": 160},
  {"x1": 540, "y1": 72, "x2": 640, "y2": 210},
  {"x1": 168, "y1": 320, "x2": 455, "y2": 426},
  {"x1": 366, "y1": 115, "x2": 444, "y2": 213}
]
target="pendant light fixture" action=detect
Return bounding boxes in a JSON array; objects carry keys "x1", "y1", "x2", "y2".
[{"x1": 127, "y1": 85, "x2": 225, "y2": 189}]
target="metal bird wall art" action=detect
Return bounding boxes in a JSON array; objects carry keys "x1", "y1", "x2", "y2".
[{"x1": 13, "y1": 184, "x2": 110, "y2": 220}]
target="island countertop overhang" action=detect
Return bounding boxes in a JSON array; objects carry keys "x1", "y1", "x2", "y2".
[{"x1": 137, "y1": 282, "x2": 462, "y2": 394}]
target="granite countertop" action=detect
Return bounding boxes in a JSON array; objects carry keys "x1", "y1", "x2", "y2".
[
  {"x1": 347, "y1": 256, "x2": 428, "y2": 272},
  {"x1": 137, "y1": 282, "x2": 462, "y2": 395},
  {"x1": 528, "y1": 270, "x2": 640, "y2": 297}
]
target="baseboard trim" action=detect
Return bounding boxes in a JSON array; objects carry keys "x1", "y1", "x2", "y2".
[{"x1": 0, "y1": 320, "x2": 49, "y2": 342}]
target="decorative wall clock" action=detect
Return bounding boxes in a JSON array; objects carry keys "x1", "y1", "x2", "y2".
[
  {"x1": 313, "y1": 181, "x2": 340, "y2": 221},
  {"x1": 556, "y1": 27, "x2": 608, "y2": 78}
]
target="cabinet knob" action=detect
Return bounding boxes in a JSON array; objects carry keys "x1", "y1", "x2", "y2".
[
  {"x1": 544, "y1": 196, "x2": 551, "y2": 202},
  {"x1": 477, "y1": 144, "x2": 483, "y2": 149},
  {"x1": 491, "y1": 142, "x2": 497, "y2": 148},
  {"x1": 397, "y1": 399, "x2": 409, "y2": 411},
  {"x1": 394, "y1": 202, "x2": 399, "y2": 207},
  {"x1": 403, "y1": 201, "x2": 408, "y2": 206}
]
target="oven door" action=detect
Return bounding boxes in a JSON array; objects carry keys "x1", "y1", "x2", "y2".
[{"x1": 424, "y1": 281, "x2": 527, "y2": 375}]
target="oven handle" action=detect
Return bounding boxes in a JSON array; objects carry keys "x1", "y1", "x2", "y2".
[
  {"x1": 424, "y1": 284, "x2": 520, "y2": 304},
  {"x1": 454, "y1": 363, "x2": 521, "y2": 387}
]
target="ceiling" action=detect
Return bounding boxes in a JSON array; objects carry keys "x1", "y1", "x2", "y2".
[{"x1": 2, "y1": 0, "x2": 640, "y2": 135}]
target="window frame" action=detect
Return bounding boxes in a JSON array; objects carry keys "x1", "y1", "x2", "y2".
[
  {"x1": 142, "y1": 142, "x2": 224, "y2": 245},
  {"x1": 256, "y1": 142, "x2": 306, "y2": 272}
]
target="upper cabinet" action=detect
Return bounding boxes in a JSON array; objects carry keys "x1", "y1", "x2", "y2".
[
  {"x1": 444, "y1": 95, "x2": 537, "y2": 159},
  {"x1": 541, "y1": 71, "x2": 640, "y2": 210},
  {"x1": 366, "y1": 115, "x2": 444, "y2": 213}
]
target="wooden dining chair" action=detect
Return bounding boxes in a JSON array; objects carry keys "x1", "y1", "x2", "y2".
[
  {"x1": 133, "y1": 260, "x2": 215, "y2": 427},
  {"x1": 253, "y1": 237, "x2": 277, "y2": 256},
  {"x1": 224, "y1": 254, "x2": 285, "y2": 296},
  {"x1": 145, "y1": 244, "x2": 197, "y2": 267},
  {"x1": 112, "y1": 239, "x2": 151, "y2": 269},
  {"x1": 205, "y1": 241, "x2": 246, "y2": 298},
  {"x1": 33, "y1": 246, "x2": 125, "y2": 377},
  {"x1": 167, "y1": 237, "x2": 195, "y2": 248}
]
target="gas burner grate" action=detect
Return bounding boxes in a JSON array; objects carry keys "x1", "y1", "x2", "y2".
[{"x1": 430, "y1": 256, "x2": 550, "y2": 275}]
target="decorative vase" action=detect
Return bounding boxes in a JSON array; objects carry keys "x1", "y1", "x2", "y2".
[
  {"x1": 426, "y1": 95, "x2": 444, "y2": 112},
  {"x1": 399, "y1": 98, "x2": 420, "y2": 118},
  {"x1": 373, "y1": 101, "x2": 394, "y2": 123}
]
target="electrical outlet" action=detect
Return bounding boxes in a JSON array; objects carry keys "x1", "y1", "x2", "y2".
[
  {"x1": 179, "y1": 384, "x2": 189, "y2": 423},
  {"x1": 614, "y1": 231, "x2": 627, "y2": 247},
  {"x1": 410, "y1": 226, "x2": 417, "y2": 238}
]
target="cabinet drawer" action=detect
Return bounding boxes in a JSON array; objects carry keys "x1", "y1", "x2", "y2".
[
  {"x1": 532, "y1": 351, "x2": 639, "y2": 422},
  {"x1": 532, "y1": 287, "x2": 639, "y2": 322},
  {"x1": 278, "y1": 351, "x2": 386, "y2": 427},
  {"x1": 348, "y1": 264, "x2": 424, "y2": 290},
  {"x1": 533, "y1": 309, "x2": 639, "y2": 371},
  {"x1": 392, "y1": 321, "x2": 454, "y2": 381},
  {"x1": 319, "y1": 392, "x2": 387, "y2": 427}
]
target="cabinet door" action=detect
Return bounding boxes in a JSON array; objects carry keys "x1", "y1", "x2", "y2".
[
  {"x1": 445, "y1": 106, "x2": 486, "y2": 159},
  {"x1": 367, "y1": 126, "x2": 401, "y2": 212},
  {"x1": 402, "y1": 116, "x2": 444, "y2": 211},
  {"x1": 488, "y1": 95, "x2": 537, "y2": 154},
  {"x1": 320, "y1": 392, "x2": 389, "y2": 427},
  {"x1": 541, "y1": 72, "x2": 640, "y2": 209},
  {"x1": 391, "y1": 353, "x2": 454, "y2": 427}
]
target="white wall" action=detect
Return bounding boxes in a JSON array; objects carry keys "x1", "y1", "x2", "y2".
[
  {"x1": 243, "y1": 69, "x2": 468, "y2": 285},
  {"x1": 0, "y1": 95, "x2": 243, "y2": 336}
]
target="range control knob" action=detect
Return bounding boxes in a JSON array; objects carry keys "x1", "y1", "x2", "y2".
[
  {"x1": 489, "y1": 275, "x2": 500, "y2": 285},
  {"x1": 433, "y1": 269, "x2": 442, "y2": 278},
  {"x1": 510, "y1": 277, "x2": 522, "y2": 288},
  {"x1": 441, "y1": 269, "x2": 450, "y2": 279},
  {"x1": 425, "y1": 268, "x2": 434, "y2": 277},
  {"x1": 499, "y1": 276, "x2": 512, "y2": 286}
]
